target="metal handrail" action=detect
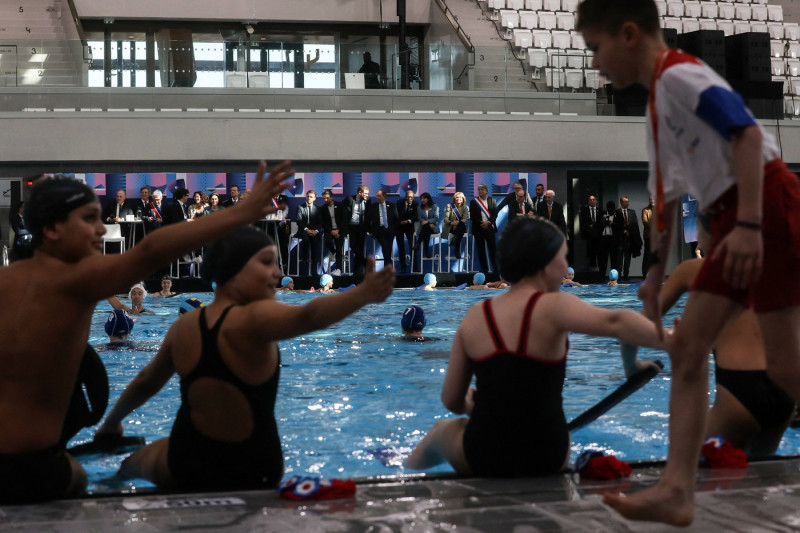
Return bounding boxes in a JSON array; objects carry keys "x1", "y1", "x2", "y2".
[
  {"x1": 63, "y1": 0, "x2": 90, "y2": 60},
  {"x1": 432, "y1": 0, "x2": 475, "y2": 54}
]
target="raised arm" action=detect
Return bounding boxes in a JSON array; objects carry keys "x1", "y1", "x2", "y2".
[
  {"x1": 75, "y1": 161, "x2": 294, "y2": 301},
  {"x1": 247, "y1": 258, "x2": 395, "y2": 342},
  {"x1": 94, "y1": 329, "x2": 177, "y2": 439}
]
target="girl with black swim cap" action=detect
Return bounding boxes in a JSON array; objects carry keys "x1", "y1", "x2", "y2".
[
  {"x1": 407, "y1": 217, "x2": 666, "y2": 477},
  {"x1": 95, "y1": 226, "x2": 395, "y2": 490}
]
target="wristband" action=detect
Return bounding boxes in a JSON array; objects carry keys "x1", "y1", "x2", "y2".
[{"x1": 736, "y1": 220, "x2": 762, "y2": 231}]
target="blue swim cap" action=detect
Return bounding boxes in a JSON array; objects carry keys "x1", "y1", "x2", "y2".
[
  {"x1": 320, "y1": 274, "x2": 333, "y2": 287},
  {"x1": 424, "y1": 273, "x2": 436, "y2": 285},
  {"x1": 401, "y1": 305, "x2": 426, "y2": 332},
  {"x1": 567, "y1": 267, "x2": 575, "y2": 275},
  {"x1": 179, "y1": 297, "x2": 205, "y2": 316},
  {"x1": 105, "y1": 309, "x2": 134, "y2": 337},
  {"x1": 473, "y1": 272, "x2": 486, "y2": 285},
  {"x1": 609, "y1": 269, "x2": 619, "y2": 281},
  {"x1": 281, "y1": 276, "x2": 293, "y2": 288}
]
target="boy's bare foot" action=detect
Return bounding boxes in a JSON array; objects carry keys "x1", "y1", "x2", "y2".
[{"x1": 603, "y1": 483, "x2": 695, "y2": 528}]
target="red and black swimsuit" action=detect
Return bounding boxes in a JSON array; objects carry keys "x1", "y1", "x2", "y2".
[{"x1": 462, "y1": 292, "x2": 570, "y2": 477}]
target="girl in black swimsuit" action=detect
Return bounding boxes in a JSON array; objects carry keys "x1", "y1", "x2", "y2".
[
  {"x1": 95, "y1": 226, "x2": 394, "y2": 489},
  {"x1": 407, "y1": 217, "x2": 665, "y2": 476}
]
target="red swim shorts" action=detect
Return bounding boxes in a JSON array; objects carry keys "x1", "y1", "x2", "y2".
[{"x1": 692, "y1": 159, "x2": 800, "y2": 313}]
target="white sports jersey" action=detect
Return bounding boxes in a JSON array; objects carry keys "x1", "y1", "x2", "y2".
[{"x1": 646, "y1": 50, "x2": 780, "y2": 211}]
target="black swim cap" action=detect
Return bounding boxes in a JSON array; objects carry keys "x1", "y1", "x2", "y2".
[
  {"x1": 497, "y1": 217, "x2": 565, "y2": 283},
  {"x1": 25, "y1": 175, "x2": 98, "y2": 248},
  {"x1": 201, "y1": 226, "x2": 274, "y2": 288}
]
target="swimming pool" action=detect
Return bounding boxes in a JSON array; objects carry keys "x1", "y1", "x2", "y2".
[{"x1": 78, "y1": 286, "x2": 800, "y2": 493}]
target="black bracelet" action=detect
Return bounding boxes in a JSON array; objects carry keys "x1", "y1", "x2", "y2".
[{"x1": 736, "y1": 220, "x2": 762, "y2": 230}]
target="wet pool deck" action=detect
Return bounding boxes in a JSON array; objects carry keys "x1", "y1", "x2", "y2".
[{"x1": 4, "y1": 457, "x2": 800, "y2": 532}]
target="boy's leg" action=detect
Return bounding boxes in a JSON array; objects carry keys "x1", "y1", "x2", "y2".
[
  {"x1": 406, "y1": 418, "x2": 471, "y2": 474},
  {"x1": 605, "y1": 291, "x2": 743, "y2": 527},
  {"x1": 761, "y1": 306, "x2": 800, "y2": 402}
]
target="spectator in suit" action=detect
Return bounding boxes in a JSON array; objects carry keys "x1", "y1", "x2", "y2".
[
  {"x1": 579, "y1": 194, "x2": 604, "y2": 271},
  {"x1": 263, "y1": 193, "x2": 289, "y2": 275},
  {"x1": 368, "y1": 189, "x2": 398, "y2": 270},
  {"x1": 641, "y1": 196, "x2": 655, "y2": 277},
  {"x1": 221, "y1": 185, "x2": 241, "y2": 208},
  {"x1": 501, "y1": 182, "x2": 536, "y2": 225},
  {"x1": 495, "y1": 181, "x2": 534, "y2": 223},
  {"x1": 295, "y1": 190, "x2": 323, "y2": 276},
  {"x1": 319, "y1": 190, "x2": 347, "y2": 275},
  {"x1": 9, "y1": 201, "x2": 33, "y2": 261},
  {"x1": 395, "y1": 189, "x2": 419, "y2": 274},
  {"x1": 612, "y1": 196, "x2": 643, "y2": 281},
  {"x1": 163, "y1": 188, "x2": 190, "y2": 226},
  {"x1": 442, "y1": 192, "x2": 468, "y2": 259},
  {"x1": 531, "y1": 183, "x2": 547, "y2": 214},
  {"x1": 414, "y1": 192, "x2": 440, "y2": 260},
  {"x1": 599, "y1": 200, "x2": 618, "y2": 276},
  {"x1": 103, "y1": 190, "x2": 134, "y2": 243},
  {"x1": 469, "y1": 183, "x2": 498, "y2": 273},
  {"x1": 144, "y1": 189, "x2": 165, "y2": 234},
  {"x1": 103, "y1": 190, "x2": 133, "y2": 224},
  {"x1": 135, "y1": 187, "x2": 151, "y2": 216},
  {"x1": 344, "y1": 185, "x2": 371, "y2": 275},
  {"x1": 537, "y1": 190, "x2": 567, "y2": 236}
]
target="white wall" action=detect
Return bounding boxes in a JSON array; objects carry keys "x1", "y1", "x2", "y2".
[{"x1": 73, "y1": 0, "x2": 433, "y2": 24}]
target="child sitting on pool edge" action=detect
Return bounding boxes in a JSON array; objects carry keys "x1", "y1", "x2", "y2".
[{"x1": 406, "y1": 217, "x2": 664, "y2": 478}]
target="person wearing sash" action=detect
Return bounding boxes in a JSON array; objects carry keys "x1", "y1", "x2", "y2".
[
  {"x1": 469, "y1": 184, "x2": 498, "y2": 273},
  {"x1": 578, "y1": 0, "x2": 800, "y2": 525},
  {"x1": 442, "y1": 192, "x2": 468, "y2": 259},
  {"x1": 144, "y1": 190, "x2": 164, "y2": 234}
]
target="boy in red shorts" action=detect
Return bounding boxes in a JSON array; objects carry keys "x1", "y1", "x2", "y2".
[{"x1": 577, "y1": 0, "x2": 800, "y2": 526}]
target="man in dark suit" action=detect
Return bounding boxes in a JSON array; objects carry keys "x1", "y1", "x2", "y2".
[
  {"x1": 395, "y1": 189, "x2": 418, "y2": 273},
  {"x1": 579, "y1": 194, "x2": 604, "y2": 270},
  {"x1": 103, "y1": 189, "x2": 134, "y2": 242},
  {"x1": 319, "y1": 190, "x2": 347, "y2": 275},
  {"x1": 144, "y1": 189, "x2": 165, "y2": 234},
  {"x1": 221, "y1": 185, "x2": 241, "y2": 208},
  {"x1": 611, "y1": 196, "x2": 643, "y2": 281},
  {"x1": 537, "y1": 189, "x2": 567, "y2": 236},
  {"x1": 163, "y1": 188, "x2": 190, "y2": 225},
  {"x1": 531, "y1": 183, "x2": 547, "y2": 214},
  {"x1": 295, "y1": 190, "x2": 323, "y2": 276},
  {"x1": 263, "y1": 193, "x2": 290, "y2": 274},
  {"x1": 469, "y1": 183, "x2": 498, "y2": 273},
  {"x1": 494, "y1": 180, "x2": 534, "y2": 224},
  {"x1": 367, "y1": 189, "x2": 398, "y2": 271},
  {"x1": 343, "y1": 185, "x2": 371, "y2": 275}
]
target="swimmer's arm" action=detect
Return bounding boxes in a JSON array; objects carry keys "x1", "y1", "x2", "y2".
[
  {"x1": 74, "y1": 161, "x2": 294, "y2": 302},
  {"x1": 551, "y1": 293, "x2": 666, "y2": 350},
  {"x1": 107, "y1": 296, "x2": 129, "y2": 311},
  {"x1": 247, "y1": 258, "x2": 394, "y2": 342},
  {"x1": 441, "y1": 326, "x2": 474, "y2": 415},
  {"x1": 95, "y1": 332, "x2": 176, "y2": 438}
]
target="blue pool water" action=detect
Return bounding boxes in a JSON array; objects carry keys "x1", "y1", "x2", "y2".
[{"x1": 78, "y1": 286, "x2": 800, "y2": 493}]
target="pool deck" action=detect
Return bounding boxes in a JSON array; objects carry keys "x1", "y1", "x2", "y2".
[{"x1": 5, "y1": 457, "x2": 800, "y2": 532}]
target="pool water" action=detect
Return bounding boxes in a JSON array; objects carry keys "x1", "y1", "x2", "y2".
[{"x1": 78, "y1": 286, "x2": 800, "y2": 493}]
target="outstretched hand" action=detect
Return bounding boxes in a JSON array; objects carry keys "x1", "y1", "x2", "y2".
[
  {"x1": 244, "y1": 160, "x2": 295, "y2": 219},
  {"x1": 711, "y1": 226, "x2": 762, "y2": 290},
  {"x1": 360, "y1": 257, "x2": 395, "y2": 303}
]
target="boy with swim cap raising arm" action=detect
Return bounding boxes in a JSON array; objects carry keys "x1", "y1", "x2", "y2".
[
  {"x1": 0, "y1": 160, "x2": 292, "y2": 503},
  {"x1": 577, "y1": 0, "x2": 800, "y2": 526}
]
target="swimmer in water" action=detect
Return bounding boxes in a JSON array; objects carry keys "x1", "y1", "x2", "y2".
[
  {"x1": 402, "y1": 305, "x2": 427, "y2": 341},
  {"x1": 466, "y1": 272, "x2": 488, "y2": 290},
  {"x1": 277, "y1": 276, "x2": 294, "y2": 291},
  {"x1": 607, "y1": 269, "x2": 620, "y2": 287},
  {"x1": 421, "y1": 273, "x2": 437, "y2": 291},
  {"x1": 562, "y1": 267, "x2": 585, "y2": 287},
  {"x1": 105, "y1": 309, "x2": 135, "y2": 343},
  {"x1": 108, "y1": 282, "x2": 153, "y2": 315},
  {"x1": 318, "y1": 274, "x2": 335, "y2": 293},
  {"x1": 152, "y1": 276, "x2": 176, "y2": 297}
]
